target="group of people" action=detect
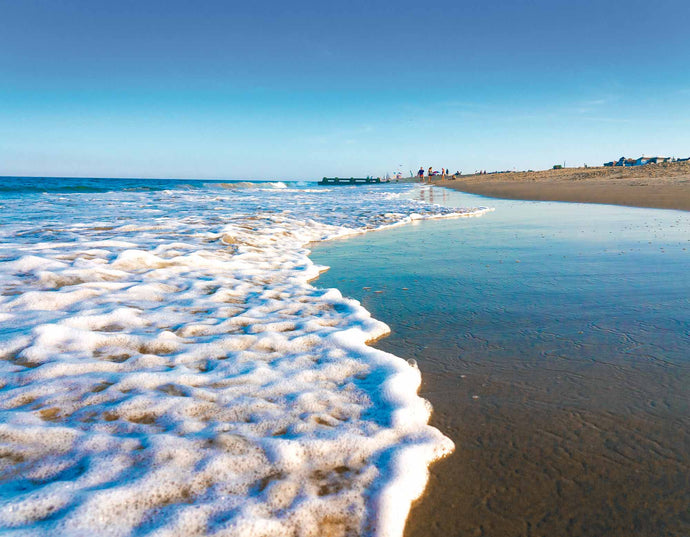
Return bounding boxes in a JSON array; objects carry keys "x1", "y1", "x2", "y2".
[{"x1": 417, "y1": 167, "x2": 462, "y2": 181}]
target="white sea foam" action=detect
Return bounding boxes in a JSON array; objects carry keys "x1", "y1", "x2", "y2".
[
  {"x1": 218, "y1": 181, "x2": 288, "y2": 190},
  {"x1": 0, "y1": 182, "x2": 489, "y2": 536}
]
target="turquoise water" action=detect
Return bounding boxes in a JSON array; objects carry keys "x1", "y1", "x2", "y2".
[{"x1": 312, "y1": 187, "x2": 690, "y2": 536}]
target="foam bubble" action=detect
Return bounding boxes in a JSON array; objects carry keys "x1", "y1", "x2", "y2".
[{"x1": 0, "y1": 182, "x2": 488, "y2": 536}]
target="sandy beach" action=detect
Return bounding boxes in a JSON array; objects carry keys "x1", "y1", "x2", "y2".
[{"x1": 426, "y1": 161, "x2": 690, "y2": 211}]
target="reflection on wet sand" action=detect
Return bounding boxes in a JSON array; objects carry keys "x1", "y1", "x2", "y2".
[{"x1": 313, "y1": 189, "x2": 690, "y2": 537}]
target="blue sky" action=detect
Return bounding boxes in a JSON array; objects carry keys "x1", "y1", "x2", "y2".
[{"x1": 1, "y1": 0, "x2": 689, "y2": 180}]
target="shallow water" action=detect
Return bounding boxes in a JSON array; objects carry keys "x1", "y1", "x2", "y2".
[
  {"x1": 0, "y1": 178, "x2": 488, "y2": 537},
  {"x1": 312, "y1": 187, "x2": 690, "y2": 536}
]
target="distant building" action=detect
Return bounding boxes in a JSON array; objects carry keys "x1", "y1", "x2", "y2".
[
  {"x1": 635, "y1": 155, "x2": 671, "y2": 165},
  {"x1": 617, "y1": 157, "x2": 636, "y2": 167},
  {"x1": 604, "y1": 155, "x2": 672, "y2": 167}
]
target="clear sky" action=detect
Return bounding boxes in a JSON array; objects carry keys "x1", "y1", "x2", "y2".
[{"x1": 1, "y1": 0, "x2": 689, "y2": 180}]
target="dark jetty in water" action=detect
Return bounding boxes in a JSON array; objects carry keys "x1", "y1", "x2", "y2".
[{"x1": 318, "y1": 177, "x2": 388, "y2": 185}]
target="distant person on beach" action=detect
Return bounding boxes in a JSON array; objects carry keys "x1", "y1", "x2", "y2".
[
  {"x1": 418, "y1": 167, "x2": 424, "y2": 181},
  {"x1": 428, "y1": 167, "x2": 433, "y2": 180},
  {"x1": 441, "y1": 168, "x2": 445, "y2": 177}
]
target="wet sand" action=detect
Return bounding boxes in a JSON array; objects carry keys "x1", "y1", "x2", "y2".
[
  {"x1": 402, "y1": 362, "x2": 689, "y2": 537},
  {"x1": 428, "y1": 161, "x2": 690, "y2": 211},
  {"x1": 312, "y1": 191, "x2": 690, "y2": 537}
]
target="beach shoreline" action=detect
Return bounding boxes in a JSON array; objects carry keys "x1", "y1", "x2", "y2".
[
  {"x1": 414, "y1": 161, "x2": 690, "y2": 211},
  {"x1": 311, "y1": 190, "x2": 690, "y2": 537}
]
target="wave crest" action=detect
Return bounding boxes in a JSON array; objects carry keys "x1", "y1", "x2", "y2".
[{"x1": 219, "y1": 181, "x2": 288, "y2": 190}]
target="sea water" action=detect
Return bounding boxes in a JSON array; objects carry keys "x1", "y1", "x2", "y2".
[
  {"x1": 0, "y1": 177, "x2": 488, "y2": 537},
  {"x1": 313, "y1": 187, "x2": 690, "y2": 537}
]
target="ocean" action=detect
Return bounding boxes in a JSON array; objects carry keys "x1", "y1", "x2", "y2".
[{"x1": 0, "y1": 177, "x2": 488, "y2": 537}]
